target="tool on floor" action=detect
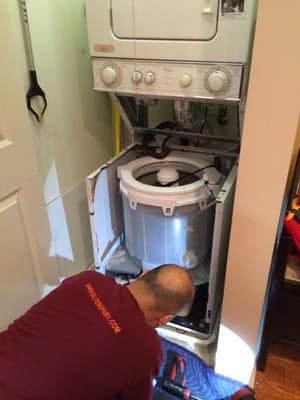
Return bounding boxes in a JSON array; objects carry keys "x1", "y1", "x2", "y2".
[
  {"x1": 19, "y1": 0, "x2": 47, "y2": 122},
  {"x1": 160, "y1": 350, "x2": 201, "y2": 400},
  {"x1": 231, "y1": 387, "x2": 256, "y2": 400},
  {"x1": 158, "y1": 349, "x2": 256, "y2": 400}
]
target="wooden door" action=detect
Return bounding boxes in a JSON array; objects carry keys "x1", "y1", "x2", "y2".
[{"x1": 0, "y1": 0, "x2": 59, "y2": 330}]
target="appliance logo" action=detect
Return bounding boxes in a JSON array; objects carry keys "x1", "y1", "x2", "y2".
[{"x1": 94, "y1": 44, "x2": 115, "y2": 53}]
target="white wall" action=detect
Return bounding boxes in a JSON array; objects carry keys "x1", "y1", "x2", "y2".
[
  {"x1": 11, "y1": 0, "x2": 113, "y2": 277},
  {"x1": 216, "y1": 0, "x2": 300, "y2": 384}
]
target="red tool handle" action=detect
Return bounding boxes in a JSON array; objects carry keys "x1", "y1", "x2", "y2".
[{"x1": 169, "y1": 355, "x2": 187, "y2": 387}]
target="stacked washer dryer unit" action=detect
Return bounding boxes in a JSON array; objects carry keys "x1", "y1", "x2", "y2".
[{"x1": 85, "y1": 0, "x2": 257, "y2": 343}]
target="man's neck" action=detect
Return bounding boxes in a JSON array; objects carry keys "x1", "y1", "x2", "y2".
[{"x1": 127, "y1": 283, "x2": 157, "y2": 327}]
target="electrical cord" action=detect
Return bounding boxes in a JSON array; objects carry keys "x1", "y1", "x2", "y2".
[
  {"x1": 137, "y1": 165, "x2": 218, "y2": 189},
  {"x1": 162, "y1": 164, "x2": 215, "y2": 187},
  {"x1": 161, "y1": 135, "x2": 174, "y2": 149},
  {"x1": 195, "y1": 106, "x2": 213, "y2": 147},
  {"x1": 141, "y1": 121, "x2": 178, "y2": 159}
]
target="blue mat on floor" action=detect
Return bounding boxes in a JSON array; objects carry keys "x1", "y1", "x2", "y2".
[{"x1": 153, "y1": 337, "x2": 248, "y2": 400}]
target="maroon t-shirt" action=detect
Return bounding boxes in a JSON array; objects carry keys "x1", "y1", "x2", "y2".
[{"x1": 0, "y1": 271, "x2": 162, "y2": 400}]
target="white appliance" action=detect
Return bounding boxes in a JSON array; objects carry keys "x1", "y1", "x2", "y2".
[
  {"x1": 84, "y1": 0, "x2": 257, "y2": 350},
  {"x1": 85, "y1": 0, "x2": 257, "y2": 101}
]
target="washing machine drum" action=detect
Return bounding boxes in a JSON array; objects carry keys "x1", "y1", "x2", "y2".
[{"x1": 118, "y1": 153, "x2": 223, "y2": 271}]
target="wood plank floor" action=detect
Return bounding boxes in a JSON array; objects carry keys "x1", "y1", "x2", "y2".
[{"x1": 254, "y1": 340, "x2": 300, "y2": 399}]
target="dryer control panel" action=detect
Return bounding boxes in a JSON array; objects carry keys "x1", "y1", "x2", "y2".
[{"x1": 92, "y1": 59, "x2": 244, "y2": 102}]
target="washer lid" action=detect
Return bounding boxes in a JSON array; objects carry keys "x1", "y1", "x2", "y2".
[
  {"x1": 118, "y1": 153, "x2": 223, "y2": 215},
  {"x1": 111, "y1": 0, "x2": 219, "y2": 41}
]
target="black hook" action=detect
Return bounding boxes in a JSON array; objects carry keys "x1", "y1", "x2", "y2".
[{"x1": 26, "y1": 70, "x2": 47, "y2": 122}]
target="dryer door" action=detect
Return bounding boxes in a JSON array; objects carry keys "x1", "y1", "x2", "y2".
[{"x1": 111, "y1": 0, "x2": 219, "y2": 41}]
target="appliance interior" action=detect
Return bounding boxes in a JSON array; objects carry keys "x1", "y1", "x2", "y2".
[{"x1": 86, "y1": 97, "x2": 239, "y2": 343}]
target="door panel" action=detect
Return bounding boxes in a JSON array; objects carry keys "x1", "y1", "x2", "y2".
[
  {"x1": 86, "y1": 147, "x2": 137, "y2": 271},
  {"x1": 111, "y1": 0, "x2": 219, "y2": 40},
  {"x1": 0, "y1": 0, "x2": 59, "y2": 330},
  {"x1": 0, "y1": 192, "x2": 40, "y2": 329}
]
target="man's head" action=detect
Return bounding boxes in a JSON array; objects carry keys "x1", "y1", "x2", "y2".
[{"x1": 128, "y1": 264, "x2": 194, "y2": 328}]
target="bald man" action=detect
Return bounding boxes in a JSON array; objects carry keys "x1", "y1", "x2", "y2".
[{"x1": 0, "y1": 265, "x2": 194, "y2": 400}]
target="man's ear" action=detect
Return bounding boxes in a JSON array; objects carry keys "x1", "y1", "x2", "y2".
[{"x1": 158, "y1": 314, "x2": 173, "y2": 327}]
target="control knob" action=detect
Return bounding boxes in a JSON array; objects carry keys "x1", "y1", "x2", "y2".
[
  {"x1": 101, "y1": 65, "x2": 119, "y2": 85},
  {"x1": 144, "y1": 71, "x2": 156, "y2": 85},
  {"x1": 206, "y1": 70, "x2": 230, "y2": 93},
  {"x1": 131, "y1": 71, "x2": 143, "y2": 84},
  {"x1": 180, "y1": 74, "x2": 192, "y2": 87}
]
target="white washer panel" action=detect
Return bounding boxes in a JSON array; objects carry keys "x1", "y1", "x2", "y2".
[{"x1": 92, "y1": 59, "x2": 244, "y2": 101}]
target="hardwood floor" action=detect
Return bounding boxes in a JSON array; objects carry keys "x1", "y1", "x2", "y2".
[{"x1": 254, "y1": 340, "x2": 300, "y2": 399}]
